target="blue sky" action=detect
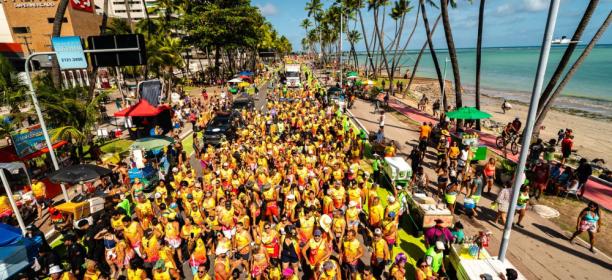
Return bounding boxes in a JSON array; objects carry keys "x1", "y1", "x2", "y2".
[{"x1": 251, "y1": 0, "x2": 612, "y2": 51}]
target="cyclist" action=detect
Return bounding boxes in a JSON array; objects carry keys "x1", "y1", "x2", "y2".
[{"x1": 503, "y1": 117, "x2": 522, "y2": 140}]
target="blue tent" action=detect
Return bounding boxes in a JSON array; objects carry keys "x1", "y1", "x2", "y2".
[
  {"x1": 0, "y1": 223, "x2": 39, "y2": 260},
  {"x1": 0, "y1": 223, "x2": 40, "y2": 278}
]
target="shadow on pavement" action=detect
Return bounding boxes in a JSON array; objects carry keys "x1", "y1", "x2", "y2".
[{"x1": 518, "y1": 223, "x2": 612, "y2": 270}]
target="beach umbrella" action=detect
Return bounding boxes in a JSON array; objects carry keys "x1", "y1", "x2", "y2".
[
  {"x1": 238, "y1": 81, "x2": 250, "y2": 87},
  {"x1": 346, "y1": 76, "x2": 359, "y2": 80},
  {"x1": 239, "y1": 71, "x2": 254, "y2": 76},
  {"x1": 229, "y1": 87, "x2": 239, "y2": 94},
  {"x1": 227, "y1": 78, "x2": 242, "y2": 83},
  {"x1": 346, "y1": 71, "x2": 358, "y2": 78},
  {"x1": 130, "y1": 136, "x2": 175, "y2": 151},
  {"x1": 446, "y1": 107, "x2": 492, "y2": 120},
  {"x1": 49, "y1": 164, "x2": 112, "y2": 184}
]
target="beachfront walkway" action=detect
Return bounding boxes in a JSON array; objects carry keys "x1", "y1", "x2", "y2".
[
  {"x1": 379, "y1": 94, "x2": 612, "y2": 211},
  {"x1": 348, "y1": 98, "x2": 612, "y2": 280}
]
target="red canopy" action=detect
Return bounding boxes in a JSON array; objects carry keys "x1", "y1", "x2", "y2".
[{"x1": 114, "y1": 99, "x2": 171, "y2": 117}]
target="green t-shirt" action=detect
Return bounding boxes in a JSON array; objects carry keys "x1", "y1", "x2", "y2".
[
  {"x1": 425, "y1": 246, "x2": 444, "y2": 273},
  {"x1": 372, "y1": 159, "x2": 380, "y2": 171}
]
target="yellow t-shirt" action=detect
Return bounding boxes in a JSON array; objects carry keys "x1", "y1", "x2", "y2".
[{"x1": 31, "y1": 181, "x2": 46, "y2": 198}]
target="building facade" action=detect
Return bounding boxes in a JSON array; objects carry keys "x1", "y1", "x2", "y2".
[
  {"x1": 94, "y1": 0, "x2": 158, "y2": 20},
  {"x1": 1, "y1": 0, "x2": 103, "y2": 54}
]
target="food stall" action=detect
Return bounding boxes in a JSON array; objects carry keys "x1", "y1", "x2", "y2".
[
  {"x1": 382, "y1": 156, "x2": 412, "y2": 188},
  {"x1": 128, "y1": 136, "x2": 174, "y2": 192},
  {"x1": 114, "y1": 99, "x2": 173, "y2": 139},
  {"x1": 446, "y1": 107, "x2": 492, "y2": 161},
  {"x1": 0, "y1": 162, "x2": 36, "y2": 230},
  {"x1": 405, "y1": 193, "x2": 453, "y2": 233}
]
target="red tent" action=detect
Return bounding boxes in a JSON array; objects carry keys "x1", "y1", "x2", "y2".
[
  {"x1": 0, "y1": 141, "x2": 68, "y2": 163},
  {"x1": 114, "y1": 99, "x2": 171, "y2": 117}
]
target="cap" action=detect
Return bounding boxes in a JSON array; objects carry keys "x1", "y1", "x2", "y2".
[
  {"x1": 323, "y1": 260, "x2": 334, "y2": 271},
  {"x1": 388, "y1": 211, "x2": 396, "y2": 218},
  {"x1": 387, "y1": 195, "x2": 396, "y2": 203},
  {"x1": 215, "y1": 247, "x2": 228, "y2": 256},
  {"x1": 314, "y1": 229, "x2": 322, "y2": 236},
  {"x1": 506, "y1": 268, "x2": 518, "y2": 279},
  {"x1": 154, "y1": 192, "x2": 162, "y2": 199},
  {"x1": 49, "y1": 265, "x2": 62, "y2": 275},
  {"x1": 319, "y1": 214, "x2": 332, "y2": 232},
  {"x1": 435, "y1": 241, "x2": 445, "y2": 250},
  {"x1": 374, "y1": 228, "x2": 382, "y2": 235},
  {"x1": 364, "y1": 172, "x2": 370, "y2": 177},
  {"x1": 169, "y1": 203, "x2": 178, "y2": 209},
  {"x1": 286, "y1": 194, "x2": 295, "y2": 200},
  {"x1": 395, "y1": 253, "x2": 407, "y2": 264},
  {"x1": 186, "y1": 193, "x2": 194, "y2": 199},
  {"x1": 348, "y1": 201, "x2": 358, "y2": 208},
  {"x1": 172, "y1": 167, "x2": 179, "y2": 172}
]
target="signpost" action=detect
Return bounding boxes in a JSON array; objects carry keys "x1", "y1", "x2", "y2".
[
  {"x1": 20, "y1": 35, "x2": 145, "y2": 202},
  {"x1": 51, "y1": 36, "x2": 87, "y2": 70}
]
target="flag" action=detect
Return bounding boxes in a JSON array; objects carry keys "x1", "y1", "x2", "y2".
[{"x1": 70, "y1": 0, "x2": 94, "y2": 13}]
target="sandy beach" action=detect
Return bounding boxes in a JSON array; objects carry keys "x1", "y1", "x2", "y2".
[{"x1": 401, "y1": 77, "x2": 612, "y2": 169}]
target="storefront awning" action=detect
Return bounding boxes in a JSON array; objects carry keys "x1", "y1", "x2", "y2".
[{"x1": 0, "y1": 141, "x2": 68, "y2": 163}]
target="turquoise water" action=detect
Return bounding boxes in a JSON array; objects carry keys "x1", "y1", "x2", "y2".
[{"x1": 355, "y1": 45, "x2": 612, "y2": 116}]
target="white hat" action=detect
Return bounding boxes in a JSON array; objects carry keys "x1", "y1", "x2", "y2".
[
  {"x1": 319, "y1": 214, "x2": 332, "y2": 232},
  {"x1": 387, "y1": 195, "x2": 396, "y2": 203},
  {"x1": 154, "y1": 192, "x2": 162, "y2": 199},
  {"x1": 172, "y1": 167, "x2": 179, "y2": 172},
  {"x1": 435, "y1": 241, "x2": 445, "y2": 250},
  {"x1": 215, "y1": 246, "x2": 228, "y2": 256},
  {"x1": 287, "y1": 194, "x2": 295, "y2": 200},
  {"x1": 374, "y1": 228, "x2": 382, "y2": 235},
  {"x1": 364, "y1": 172, "x2": 370, "y2": 177},
  {"x1": 348, "y1": 201, "x2": 358, "y2": 208},
  {"x1": 49, "y1": 265, "x2": 63, "y2": 275}
]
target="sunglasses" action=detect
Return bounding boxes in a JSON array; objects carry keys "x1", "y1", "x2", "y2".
[{"x1": 198, "y1": 270, "x2": 206, "y2": 273}]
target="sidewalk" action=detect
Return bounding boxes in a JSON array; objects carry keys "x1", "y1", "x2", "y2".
[
  {"x1": 349, "y1": 98, "x2": 612, "y2": 280},
  {"x1": 378, "y1": 94, "x2": 611, "y2": 211}
]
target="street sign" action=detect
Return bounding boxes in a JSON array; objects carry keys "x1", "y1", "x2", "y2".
[
  {"x1": 51, "y1": 36, "x2": 87, "y2": 69},
  {"x1": 87, "y1": 34, "x2": 147, "y2": 68}
]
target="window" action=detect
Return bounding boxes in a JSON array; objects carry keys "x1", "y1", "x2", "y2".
[
  {"x1": 12, "y1": 27, "x2": 30, "y2": 34},
  {"x1": 47, "y1": 18, "x2": 68, "y2": 23}
]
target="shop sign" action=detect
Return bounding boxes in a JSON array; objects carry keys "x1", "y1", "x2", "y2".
[
  {"x1": 10, "y1": 125, "x2": 60, "y2": 158},
  {"x1": 14, "y1": 1, "x2": 56, "y2": 8},
  {"x1": 51, "y1": 36, "x2": 88, "y2": 70}
]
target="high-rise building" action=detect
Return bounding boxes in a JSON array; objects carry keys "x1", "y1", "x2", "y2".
[
  {"x1": 94, "y1": 0, "x2": 158, "y2": 20},
  {"x1": 1, "y1": 0, "x2": 103, "y2": 54}
]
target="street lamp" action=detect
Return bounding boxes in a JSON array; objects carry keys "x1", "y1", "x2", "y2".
[{"x1": 498, "y1": 0, "x2": 561, "y2": 262}]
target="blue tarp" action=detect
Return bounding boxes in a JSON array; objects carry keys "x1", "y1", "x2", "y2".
[
  {"x1": 0, "y1": 223, "x2": 40, "y2": 260},
  {"x1": 239, "y1": 71, "x2": 254, "y2": 76}
]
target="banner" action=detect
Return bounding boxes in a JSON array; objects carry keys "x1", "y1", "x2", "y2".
[
  {"x1": 10, "y1": 125, "x2": 60, "y2": 158},
  {"x1": 70, "y1": 0, "x2": 94, "y2": 13}
]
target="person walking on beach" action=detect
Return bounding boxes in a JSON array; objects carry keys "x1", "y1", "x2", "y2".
[
  {"x1": 569, "y1": 202, "x2": 602, "y2": 253},
  {"x1": 432, "y1": 100, "x2": 440, "y2": 117},
  {"x1": 561, "y1": 134, "x2": 574, "y2": 164},
  {"x1": 495, "y1": 182, "x2": 512, "y2": 225},
  {"x1": 576, "y1": 158, "x2": 593, "y2": 197},
  {"x1": 484, "y1": 158, "x2": 496, "y2": 194}
]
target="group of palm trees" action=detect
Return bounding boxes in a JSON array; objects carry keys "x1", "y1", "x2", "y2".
[{"x1": 301, "y1": 0, "x2": 610, "y2": 134}]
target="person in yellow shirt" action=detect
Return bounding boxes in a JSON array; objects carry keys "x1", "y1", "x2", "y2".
[
  {"x1": 31, "y1": 178, "x2": 46, "y2": 220},
  {"x1": 346, "y1": 201, "x2": 360, "y2": 232},
  {"x1": 233, "y1": 222, "x2": 252, "y2": 274},
  {"x1": 49, "y1": 265, "x2": 77, "y2": 280},
  {"x1": 0, "y1": 195, "x2": 12, "y2": 217},
  {"x1": 318, "y1": 259, "x2": 341, "y2": 280},
  {"x1": 371, "y1": 228, "x2": 390, "y2": 279},
  {"x1": 368, "y1": 197, "x2": 385, "y2": 228},
  {"x1": 385, "y1": 195, "x2": 401, "y2": 221},
  {"x1": 126, "y1": 258, "x2": 146, "y2": 280},
  {"x1": 152, "y1": 260, "x2": 171, "y2": 280},
  {"x1": 341, "y1": 229, "x2": 364, "y2": 279}
]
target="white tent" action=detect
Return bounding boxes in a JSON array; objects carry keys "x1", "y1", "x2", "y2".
[
  {"x1": 227, "y1": 78, "x2": 243, "y2": 83},
  {"x1": 0, "y1": 162, "x2": 30, "y2": 235}
]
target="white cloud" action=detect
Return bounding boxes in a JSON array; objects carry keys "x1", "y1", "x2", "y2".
[
  {"x1": 495, "y1": 4, "x2": 515, "y2": 15},
  {"x1": 257, "y1": 3, "x2": 278, "y2": 17},
  {"x1": 523, "y1": 0, "x2": 549, "y2": 12}
]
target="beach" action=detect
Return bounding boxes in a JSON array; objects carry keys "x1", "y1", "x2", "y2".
[{"x1": 402, "y1": 76, "x2": 612, "y2": 168}]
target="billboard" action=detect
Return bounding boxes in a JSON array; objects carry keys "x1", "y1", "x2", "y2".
[
  {"x1": 70, "y1": 0, "x2": 94, "y2": 13},
  {"x1": 10, "y1": 125, "x2": 61, "y2": 158}
]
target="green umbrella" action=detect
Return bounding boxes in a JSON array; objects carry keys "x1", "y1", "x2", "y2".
[
  {"x1": 130, "y1": 136, "x2": 175, "y2": 151},
  {"x1": 355, "y1": 80, "x2": 363, "y2": 86},
  {"x1": 446, "y1": 107, "x2": 492, "y2": 120},
  {"x1": 346, "y1": 71, "x2": 358, "y2": 78},
  {"x1": 229, "y1": 87, "x2": 238, "y2": 94}
]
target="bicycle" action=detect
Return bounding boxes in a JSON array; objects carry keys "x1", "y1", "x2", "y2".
[{"x1": 496, "y1": 132, "x2": 520, "y2": 155}]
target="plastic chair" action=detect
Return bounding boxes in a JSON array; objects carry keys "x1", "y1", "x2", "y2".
[{"x1": 563, "y1": 181, "x2": 581, "y2": 200}]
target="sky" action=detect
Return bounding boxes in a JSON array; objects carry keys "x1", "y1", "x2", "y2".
[{"x1": 251, "y1": 0, "x2": 612, "y2": 51}]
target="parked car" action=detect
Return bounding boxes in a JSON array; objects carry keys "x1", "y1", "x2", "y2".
[
  {"x1": 203, "y1": 111, "x2": 242, "y2": 146},
  {"x1": 232, "y1": 93, "x2": 255, "y2": 110}
]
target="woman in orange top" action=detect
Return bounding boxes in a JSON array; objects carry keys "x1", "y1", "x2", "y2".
[{"x1": 484, "y1": 158, "x2": 496, "y2": 193}]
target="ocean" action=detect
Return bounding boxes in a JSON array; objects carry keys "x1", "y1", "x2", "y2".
[{"x1": 353, "y1": 44, "x2": 612, "y2": 118}]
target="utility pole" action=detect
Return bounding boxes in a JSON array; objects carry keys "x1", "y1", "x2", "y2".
[
  {"x1": 339, "y1": 4, "x2": 343, "y2": 89},
  {"x1": 498, "y1": 0, "x2": 560, "y2": 262}
]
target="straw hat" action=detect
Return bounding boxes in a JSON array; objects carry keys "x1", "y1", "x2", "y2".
[{"x1": 319, "y1": 214, "x2": 332, "y2": 232}]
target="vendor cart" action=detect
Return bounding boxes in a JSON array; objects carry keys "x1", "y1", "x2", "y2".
[
  {"x1": 53, "y1": 197, "x2": 106, "y2": 230},
  {"x1": 405, "y1": 193, "x2": 453, "y2": 234},
  {"x1": 449, "y1": 244, "x2": 526, "y2": 280},
  {"x1": 381, "y1": 157, "x2": 412, "y2": 188}
]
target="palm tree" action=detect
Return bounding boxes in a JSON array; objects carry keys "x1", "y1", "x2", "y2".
[
  {"x1": 50, "y1": 0, "x2": 70, "y2": 88},
  {"x1": 347, "y1": 30, "x2": 362, "y2": 67},
  {"x1": 475, "y1": 0, "x2": 485, "y2": 130},
  {"x1": 305, "y1": 0, "x2": 324, "y2": 56},
  {"x1": 420, "y1": 0, "x2": 446, "y2": 109},
  {"x1": 407, "y1": 13, "x2": 441, "y2": 91},
  {"x1": 301, "y1": 18, "x2": 313, "y2": 54},
  {"x1": 534, "y1": 11, "x2": 610, "y2": 136},
  {"x1": 536, "y1": 0, "x2": 600, "y2": 119},
  {"x1": 440, "y1": 0, "x2": 462, "y2": 109},
  {"x1": 370, "y1": 0, "x2": 393, "y2": 89}
]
